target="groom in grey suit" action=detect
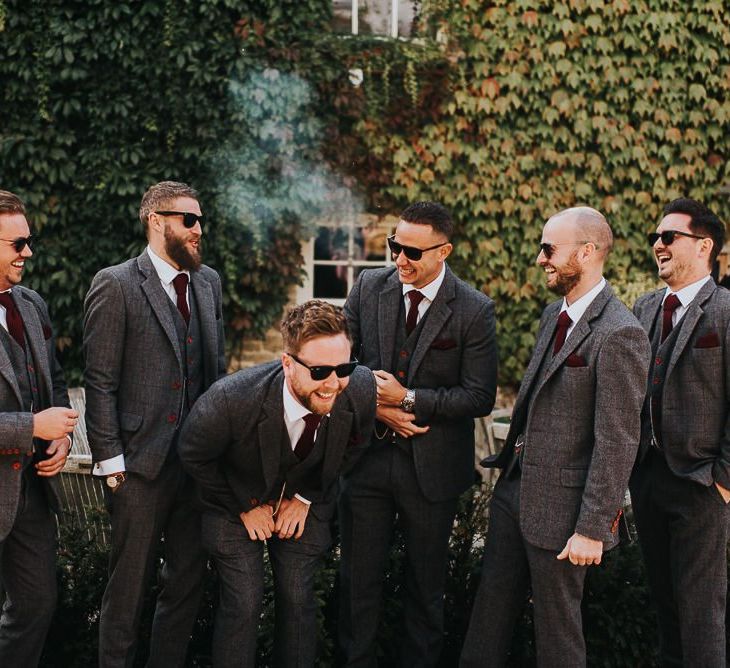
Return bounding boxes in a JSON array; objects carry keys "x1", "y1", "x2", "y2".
[
  {"x1": 461, "y1": 207, "x2": 650, "y2": 668},
  {"x1": 632, "y1": 197, "x2": 730, "y2": 667},
  {"x1": 0, "y1": 190, "x2": 77, "y2": 667},
  {"x1": 339, "y1": 201, "x2": 498, "y2": 666},
  {"x1": 84, "y1": 181, "x2": 226, "y2": 667},
  {"x1": 180, "y1": 300, "x2": 376, "y2": 667}
]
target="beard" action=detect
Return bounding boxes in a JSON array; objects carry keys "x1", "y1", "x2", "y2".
[
  {"x1": 165, "y1": 226, "x2": 201, "y2": 272},
  {"x1": 548, "y1": 252, "x2": 582, "y2": 296},
  {"x1": 289, "y1": 376, "x2": 343, "y2": 416}
]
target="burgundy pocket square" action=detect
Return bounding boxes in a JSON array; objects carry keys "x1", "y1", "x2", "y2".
[
  {"x1": 695, "y1": 332, "x2": 720, "y2": 348},
  {"x1": 565, "y1": 353, "x2": 587, "y2": 367},
  {"x1": 430, "y1": 338, "x2": 457, "y2": 350},
  {"x1": 42, "y1": 324, "x2": 52, "y2": 340}
]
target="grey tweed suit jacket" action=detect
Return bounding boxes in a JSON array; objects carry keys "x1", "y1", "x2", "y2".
[
  {"x1": 178, "y1": 362, "x2": 376, "y2": 519},
  {"x1": 490, "y1": 283, "x2": 650, "y2": 551},
  {"x1": 633, "y1": 279, "x2": 730, "y2": 489},
  {"x1": 0, "y1": 286, "x2": 70, "y2": 541},
  {"x1": 83, "y1": 249, "x2": 226, "y2": 480},
  {"x1": 345, "y1": 265, "x2": 497, "y2": 502}
]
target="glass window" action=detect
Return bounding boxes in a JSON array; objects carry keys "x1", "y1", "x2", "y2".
[{"x1": 333, "y1": 0, "x2": 419, "y2": 38}]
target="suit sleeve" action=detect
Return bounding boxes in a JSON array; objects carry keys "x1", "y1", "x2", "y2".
[
  {"x1": 212, "y1": 271, "x2": 227, "y2": 379},
  {"x1": 83, "y1": 270, "x2": 126, "y2": 462},
  {"x1": 574, "y1": 325, "x2": 651, "y2": 541},
  {"x1": 413, "y1": 299, "x2": 498, "y2": 422},
  {"x1": 36, "y1": 295, "x2": 71, "y2": 411},
  {"x1": 343, "y1": 272, "x2": 363, "y2": 360},
  {"x1": 178, "y1": 382, "x2": 245, "y2": 517}
]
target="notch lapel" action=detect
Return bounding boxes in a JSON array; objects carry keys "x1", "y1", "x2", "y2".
[
  {"x1": 0, "y1": 332, "x2": 21, "y2": 407},
  {"x1": 258, "y1": 372, "x2": 285, "y2": 493},
  {"x1": 14, "y1": 292, "x2": 52, "y2": 406},
  {"x1": 189, "y1": 272, "x2": 217, "y2": 387},
  {"x1": 320, "y1": 407, "x2": 353, "y2": 487},
  {"x1": 377, "y1": 272, "x2": 402, "y2": 370},
  {"x1": 137, "y1": 251, "x2": 183, "y2": 368}
]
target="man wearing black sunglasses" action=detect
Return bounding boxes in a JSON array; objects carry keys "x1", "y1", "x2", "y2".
[
  {"x1": 339, "y1": 201, "x2": 498, "y2": 666},
  {"x1": 179, "y1": 300, "x2": 375, "y2": 667},
  {"x1": 462, "y1": 207, "x2": 650, "y2": 668},
  {"x1": 0, "y1": 190, "x2": 77, "y2": 667},
  {"x1": 632, "y1": 197, "x2": 730, "y2": 667},
  {"x1": 84, "y1": 181, "x2": 226, "y2": 668}
]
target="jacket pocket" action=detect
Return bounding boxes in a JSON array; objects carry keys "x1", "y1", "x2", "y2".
[{"x1": 119, "y1": 412, "x2": 143, "y2": 433}]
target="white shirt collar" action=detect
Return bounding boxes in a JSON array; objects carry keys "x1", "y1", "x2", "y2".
[
  {"x1": 402, "y1": 262, "x2": 447, "y2": 302},
  {"x1": 147, "y1": 245, "x2": 189, "y2": 286},
  {"x1": 561, "y1": 277, "x2": 606, "y2": 323},
  {"x1": 282, "y1": 376, "x2": 311, "y2": 424},
  {"x1": 663, "y1": 274, "x2": 711, "y2": 308}
]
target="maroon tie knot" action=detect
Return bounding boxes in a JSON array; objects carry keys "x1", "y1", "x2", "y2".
[
  {"x1": 660, "y1": 293, "x2": 681, "y2": 343},
  {"x1": 172, "y1": 274, "x2": 190, "y2": 324},
  {"x1": 0, "y1": 292, "x2": 25, "y2": 349},
  {"x1": 553, "y1": 310, "x2": 572, "y2": 354},
  {"x1": 294, "y1": 413, "x2": 322, "y2": 461},
  {"x1": 406, "y1": 290, "x2": 425, "y2": 335}
]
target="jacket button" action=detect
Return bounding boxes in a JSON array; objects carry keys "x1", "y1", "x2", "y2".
[
  {"x1": 397, "y1": 371, "x2": 406, "y2": 379},
  {"x1": 652, "y1": 377, "x2": 660, "y2": 385},
  {"x1": 12, "y1": 461, "x2": 21, "y2": 471},
  {"x1": 400, "y1": 350, "x2": 408, "y2": 358},
  {"x1": 172, "y1": 381, "x2": 181, "y2": 390},
  {"x1": 187, "y1": 336, "x2": 193, "y2": 344},
  {"x1": 249, "y1": 497, "x2": 258, "y2": 506},
  {"x1": 167, "y1": 414, "x2": 177, "y2": 423},
  {"x1": 655, "y1": 357, "x2": 662, "y2": 365}
]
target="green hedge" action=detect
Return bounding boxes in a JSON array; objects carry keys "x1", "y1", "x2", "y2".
[{"x1": 44, "y1": 485, "x2": 661, "y2": 667}]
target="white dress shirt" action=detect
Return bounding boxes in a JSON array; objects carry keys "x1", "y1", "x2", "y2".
[
  {"x1": 0, "y1": 288, "x2": 11, "y2": 333},
  {"x1": 662, "y1": 274, "x2": 712, "y2": 327},
  {"x1": 402, "y1": 262, "x2": 447, "y2": 326},
  {"x1": 560, "y1": 277, "x2": 607, "y2": 340}
]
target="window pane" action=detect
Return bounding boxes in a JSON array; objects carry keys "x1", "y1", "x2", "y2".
[
  {"x1": 314, "y1": 226, "x2": 349, "y2": 262},
  {"x1": 314, "y1": 264, "x2": 348, "y2": 299},
  {"x1": 333, "y1": 0, "x2": 418, "y2": 37}
]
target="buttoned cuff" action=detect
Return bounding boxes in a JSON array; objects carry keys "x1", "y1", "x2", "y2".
[
  {"x1": 294, "y1": 493, "x2": 312, "y2": 506},
  {"x1": 93, "y1": 454, "x2": 125, "y2": 476}
]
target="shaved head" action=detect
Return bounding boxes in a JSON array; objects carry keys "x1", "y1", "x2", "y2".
[{"x1": 548, "y1": 207, "x2": 613, "y2": 258}]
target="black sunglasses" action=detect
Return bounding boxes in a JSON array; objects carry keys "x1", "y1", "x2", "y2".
[
  {"x1": 387, "y1": 235, "x2": 448, "y2": 262},
  {"x1": 288, "y1": 353, "x2": 358, "y2": 381},
  {"x1": 155, "y1": 211, "x2": 204, "y2": 229},
  {"x1": 0, "y1": 235, "x2": 33, "y2": 253},
  {"x1": 647, "y1": 230, "x2": 706, "y2": 247},
  {"x1": 539, "y1": 241, "x2": 589, "y2": 259}
]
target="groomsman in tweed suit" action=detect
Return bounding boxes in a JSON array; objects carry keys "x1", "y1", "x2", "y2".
[
  {"x1": 461, "y1": 207, "x2": 650, "y2": 668},
  {"x1": 632, "y1": 197, "x2": 730, "y2": 667},
  {"x1": 340, "y1": 201, "x2": 498, "y2": 667},
  {"x1": 84, "y1": 181, "x2": 226, "y2": 667},
  {"x1": 0, "y1": 190, "x2": 77, "y2": 667},
  {"x1": 179, "y1": 300, "x2": 376, "y2": 667}
]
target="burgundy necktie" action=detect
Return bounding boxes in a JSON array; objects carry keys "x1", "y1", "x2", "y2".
[
  {"x1": 0, "y1": 293, "x2": 25, "y2": 349},
  {"x1": 406, "y1": 290, "x2": 425, "y2": 335},
  {"x1": 553, "y1": 310, "x2": 572, "y2": 354},
  {"x1": 172, "y1": 273, "x2": 190, "y2": 325},
  {"x1": 294, "y1": 413, "x2": 322, "y2": 461},
  {"x1": 661, "y1": 293, "x2": 681, "y2": 343}
]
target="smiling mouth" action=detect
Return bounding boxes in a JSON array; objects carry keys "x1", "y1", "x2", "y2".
[
  {"x1": 315, "y1": 391, "x2": 335, "y2": 400},
  {"x1": 656, "y1": 252, "x2": 671, "y2": 267},
  {"x1": 11, "y1": 261, "x2": 24, "y2": 270}
]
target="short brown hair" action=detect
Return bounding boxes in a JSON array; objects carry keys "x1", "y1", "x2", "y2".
[
  {"x1": 280, "y1": 300, "x2": 351, "y2": 354},
  {"x1": 0, "y1": 190, "x2": 26, "y2": 216},
  {"x1": 139, "y1": 181, "x2": 198, "y2": 232}
]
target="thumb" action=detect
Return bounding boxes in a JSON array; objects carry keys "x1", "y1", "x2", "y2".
[{"x1": 556, "y1": 542, "x2": 570, "y2": 560}]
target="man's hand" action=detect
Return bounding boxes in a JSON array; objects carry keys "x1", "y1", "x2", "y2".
[
  {"x1": 35, "y1": 438, "x2": 70, "y2": 478},
  {"x1": 33, "y1": 407, "x2": 79, "y2": 441},
  {"x1": 274, "y1": 497, "x2": 309, "y2": 540},
  {"x1": 376, "y1": 404, "x2": 429, "y2": 439},
  {"x1": 557, "y1": 532, "x2": 604, "y2": 566},
  {"x1": 240, "y1": 505, "x2": 275, "y2": 541},
  {"x1": 374, "y1": 370, "x2": 407, "y2": 406},
  {"x1": 715, "y1": 482, "x2": 730, "y2": 504}
]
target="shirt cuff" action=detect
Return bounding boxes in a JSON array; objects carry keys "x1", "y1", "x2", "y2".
[
  {"x1": 93, "y1": 454, "x2": 125, "y2": 476},
  {"x1": 294, "y1": 493, "x2": 312, "y2": 506}
]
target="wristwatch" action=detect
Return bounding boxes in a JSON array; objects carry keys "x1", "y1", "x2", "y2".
[
  {"x1": 400, "y1": 388, "x2": 416, "y2": 413},
  {"x1": 106, "y1": 472, "x2": 126, "y2": 490}
]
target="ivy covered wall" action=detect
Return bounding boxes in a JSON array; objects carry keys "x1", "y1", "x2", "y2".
[{"x1": 1, "y1": 0, "x2": 729, "y2": 385}]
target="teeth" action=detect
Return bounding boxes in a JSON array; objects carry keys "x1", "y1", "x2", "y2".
[
  {"x1": 316, "y1": 392, "x2": 334, "y2": 398},
  {"x1": 11, "y1": 262, "x2": 23, "y2": 268}
]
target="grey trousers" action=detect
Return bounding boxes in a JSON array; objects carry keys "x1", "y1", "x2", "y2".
[
  {"x1": 460, "y1": 473, "x2": 588, "y2": 668},
  {"x1": 98, "y1": 459, "x2": 206, "y2": 668},
  {"x1": 0, "y1": 473, "x2": 56, "y2": 668},
  {"x1": 631, "y1": 448, "x2": 729, "y2": 668},
  {"x1": 202, "y1": 506, "x2": 332, "y2": 668}
]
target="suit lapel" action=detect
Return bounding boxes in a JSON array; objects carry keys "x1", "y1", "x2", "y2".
[
  {"x1": 189, "y1": 272, "x2": 217, "y2": 387},
  {"x1": 258, "y1": 372, "x2": 285, "y2": 492},
  {"x1": 666, "y1": 280, "x2": 716, "y2": 380},
  {"x1": 137, "y1": 251, "x2": 183, "y2": 368},
  {"x1": 320, "y1": 407, "x2": 353, "y2": 487},
  {"x1": 0, "y1": 329, "x2": 21, "y2": 407},
  {"x1": 15, "y1": 291, "x2": 52, "y2": 406},
  {"x1": 638, "y1": 291, "x2": 664, "y2": 339},
  {"x1": 377, "y1": 272, "x2": 402, "y2": 370}
]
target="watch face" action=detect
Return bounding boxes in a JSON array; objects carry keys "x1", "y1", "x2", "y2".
[{"x1": 106, "y1": 476, "x2": 119, "y2": 489}]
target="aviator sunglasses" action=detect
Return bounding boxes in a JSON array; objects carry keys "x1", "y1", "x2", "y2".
[
  {"x1": 288, "y1": 353, "x2": 359, "y2": 381},
  {"x1": 0, "y1": 235, "x2": 33, "y2": 253},
  {"x1": 155, "y1": 211, "x2": 204, "y2": 229},
  {"x1": 647, "y1": 230, "x2": 706, "y2": 247},
  {"x1": 387, "y1": 235, "x2": 449, "y2": 262}
]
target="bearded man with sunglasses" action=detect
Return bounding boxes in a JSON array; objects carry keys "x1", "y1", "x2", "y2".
[
  {"x1": 0, "y1": 190, "x2": 77, "y2": 667},
  {"x1": 461, "y1": 207, "x2": 650, "y2": 668},
  {"x1": 631, "y1": 197, "x2": 730, "y2": 667},
  {"x1": 83, "y1": 180, "x2": 226, "y2": 668},
  {"x1": 179, "y1": 300, "x2": 375, "y2": 667},
  {"x1": 339, "y1": 201, "x2": 498, "y2": 667}
]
